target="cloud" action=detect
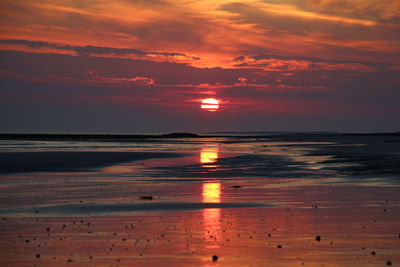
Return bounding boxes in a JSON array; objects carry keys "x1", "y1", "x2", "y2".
[
  {"x1": 0, "y1": 39, "x2": 200, "y2": 60},
  {"x1": 303, "y1": 0, "x2": 400, "y2": 22},
  {"x1": 219, "y1": 2, "x2": 400, "y2": 42},
  {"x1": 233, "y1": 54, "x2": 377, "y2": 72},
  {"x1": 262, "y1": 0, "x2": 400, "y2": 22},
  {"x1": 1, "y1": 0, "x2": 398, "y2": 70}
]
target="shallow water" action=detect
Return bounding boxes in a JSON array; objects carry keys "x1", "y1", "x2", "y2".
[{"x1": 0, "y1": 136, "x2": 399, "y2": 266}]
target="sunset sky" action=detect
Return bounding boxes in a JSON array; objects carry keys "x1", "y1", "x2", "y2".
[{"x1": 0, "y1": 0, "x2": 399, "y2": 133}]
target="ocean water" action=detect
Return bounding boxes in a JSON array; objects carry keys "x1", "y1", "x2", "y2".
[{"x1": 0, "y1": 135, "x2": 399, "y2": 266}]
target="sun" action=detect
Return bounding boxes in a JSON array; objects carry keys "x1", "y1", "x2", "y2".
[{"x1": 201, "y1": 98, "x2": 219, "y2": 112}]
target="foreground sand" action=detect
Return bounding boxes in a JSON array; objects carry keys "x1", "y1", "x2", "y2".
[{"x1": 0, "y1": 135, "x2": 399, "y2": 266}]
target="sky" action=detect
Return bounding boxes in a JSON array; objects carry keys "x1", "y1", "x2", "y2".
[{"x1": 0, "y1": 0, "x2": 399, "y2": 133}]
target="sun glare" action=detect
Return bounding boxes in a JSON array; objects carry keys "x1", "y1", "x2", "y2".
[{"x1": 201, "y1": 98, "x2": 219, "y2": 112}]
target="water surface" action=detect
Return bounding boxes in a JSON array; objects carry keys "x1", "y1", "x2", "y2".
[{"x1": 0, "y1": 135, "x2": 399, "y2": 266}]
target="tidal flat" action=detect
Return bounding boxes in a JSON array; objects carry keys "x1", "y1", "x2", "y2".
[{"x1": 0, "y1": 134, "x2": 399, "y2": 266}]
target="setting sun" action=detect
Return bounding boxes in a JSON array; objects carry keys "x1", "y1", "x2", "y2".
[{"x1": 201, "y1": 98, "x2": 219, "y2": 112}]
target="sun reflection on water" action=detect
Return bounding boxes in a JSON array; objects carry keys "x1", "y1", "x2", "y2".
[
  {"x1": 200, "y1": 145, "x2": 219, "y2": 168},
  {"x1": 202, "y1": 182, "x2": 221, "y2": 203},
  {"x1": 202, "y1": 182, "x2": 221, "y2": 249}
]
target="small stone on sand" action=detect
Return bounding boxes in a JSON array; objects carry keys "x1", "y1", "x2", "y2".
[
  {"x1": 140, "y1": 196, "x2": 153, "y2": 200},
  {"x1": 212, "y1": 255, "x2": 218, "y2": 262},
  {"x1": 315, "y1": 236, "x2": 321, "y2": 241}
]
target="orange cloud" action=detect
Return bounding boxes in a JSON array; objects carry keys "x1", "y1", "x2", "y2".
[
  {"x1": 1, "y1": 0, "x2": 399, "y2": 70},
  {"x1": 233, "y1": 55, "x2": 376, "y2": 72}
]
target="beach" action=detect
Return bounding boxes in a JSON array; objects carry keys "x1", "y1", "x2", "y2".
[{"x1": 0, "y1": 134, "x2": 399, "y2": 266}]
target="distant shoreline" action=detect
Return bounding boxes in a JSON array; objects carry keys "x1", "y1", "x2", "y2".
[{"x1": 0, "y1": 132, "x2": 399, "y2": 141}]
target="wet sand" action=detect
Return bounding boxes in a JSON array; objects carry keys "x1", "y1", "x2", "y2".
[
  {"x1": 0, "y1": 135, "x2": 399, "y2": 266},
  {"x1": 0, "y1": 152, "x2": 183, "y2": 174}
]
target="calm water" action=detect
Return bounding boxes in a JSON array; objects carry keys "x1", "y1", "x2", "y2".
[{"x1": 0, "y1": 136, "x2": 399, "y2": 266}]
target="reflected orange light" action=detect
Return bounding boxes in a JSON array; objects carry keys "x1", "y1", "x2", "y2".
[
  {"x1": 202, "y1": 182, "x2": 221, "y2": 203},
  {"x1": 201, "y1": 98, "x2": 219, "y2": 112},
  {"x1": 200, "y1": 145, "x2": 219, "y2": 168},
  {"x1": 202, "y1": 182, "x2": 221, "y2": 249}
]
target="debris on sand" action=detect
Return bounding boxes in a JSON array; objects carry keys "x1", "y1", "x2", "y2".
[
  {"x1": 140, "y1": 196, "x2": 153, "y2": 200},
  {"x1": 230, "y1": 185, "x2": 242, "y2": 189},
  {"x1": 212, "y1": 255, "x2": 218, "y2": 262},
  {"x1": 315, "y1": 236, "x2": 321, "y2": 241}
]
